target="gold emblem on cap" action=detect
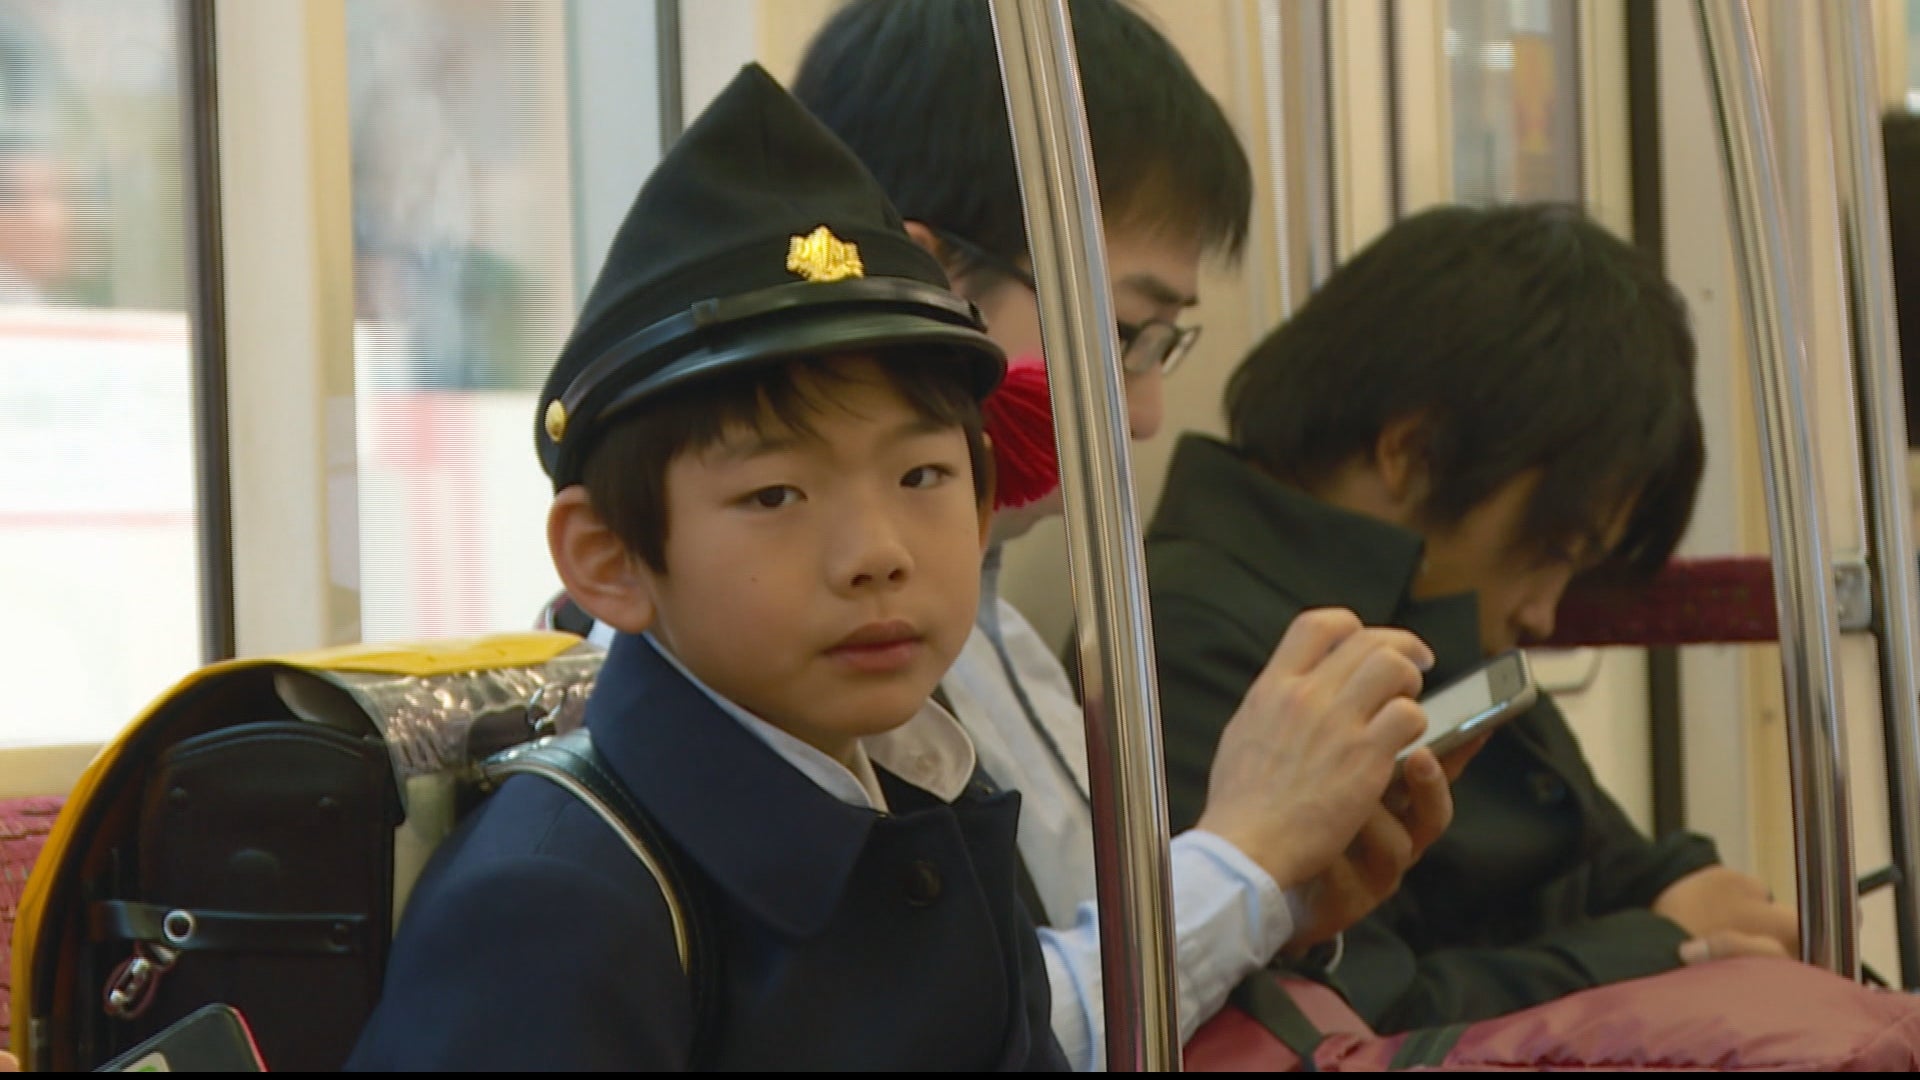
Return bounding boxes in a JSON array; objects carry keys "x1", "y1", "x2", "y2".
[
  {"x1": 544, "y1": 400, "x2": 569, "y2": 442},
  {"x1": 787, "y1": 226, "x2": 864, "y2": 283}
]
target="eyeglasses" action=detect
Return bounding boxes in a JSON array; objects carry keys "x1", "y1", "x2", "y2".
[{"x1": 932, "y1": 228, "x2": 1202, "y2": 377}]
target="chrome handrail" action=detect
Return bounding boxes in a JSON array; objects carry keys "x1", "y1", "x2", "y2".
[
  {"x1": 989, "y1": 0, "x2": 1182, "y2": 1068},
  {"x1": 1817, "y1": 0, "x2": 1920, "y2": 986},
  {"x1": 1694, "y1": 0, "x2": 1859, "y2": 977}
]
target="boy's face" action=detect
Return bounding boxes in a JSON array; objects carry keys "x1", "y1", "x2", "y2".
[{"x1": 630, "y1": 355, "x2": 989, "y2": 762}]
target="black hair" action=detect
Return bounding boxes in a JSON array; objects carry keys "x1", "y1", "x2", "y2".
[
  {"x1": 790, "y1": 0, "x2": 1250, "y2": 293},
  {"x1": 1884, "y1": 110, "x2": 1920, "y2": 449},
  {"x1": 1226, "y1": 202, "x2": 1703, "y2": 582},
  {"x1": 580, "y1": 353, "x2": 991, "y2": 572}
]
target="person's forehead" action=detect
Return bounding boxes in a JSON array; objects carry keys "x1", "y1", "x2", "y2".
[{"x1": 1101, "y1": 225, "x2": 1203, "y2": 308}]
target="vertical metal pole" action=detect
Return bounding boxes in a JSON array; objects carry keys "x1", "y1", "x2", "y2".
[
  {"x1": 1818, "y1": 0, "x2": 1920, "y2": 988},
  {"x1": 180, "y1": 0, "x2": 237, "y2": 664},
  {"x1": 1694, "y1": 0, "x2": 1859, "y2": 978},
  {"x1": 1257, "y1": 0, "x2": 1296, "y2": 317},
  {"x1": 1303, "y1": 0, "x2": 1338, "y2": 289},
  {"x1": 987, "y1": 1, "x2": 1180, "y2": 1069},
  {"x1": 1258, "y1": 0, "x2": 1338, "y2": 313},
  {"x1": 656, "y1": 0, "x2": 683, "y2": 147}
]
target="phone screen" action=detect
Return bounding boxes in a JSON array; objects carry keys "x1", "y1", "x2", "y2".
[{"x1": 1399, "y1": 651, "x2": 1536, "y2": 761}]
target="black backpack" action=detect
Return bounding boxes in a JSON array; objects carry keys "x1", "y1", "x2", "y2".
[{"x1": 12, "y1": 633, "x2": 711, "y2": 1072}]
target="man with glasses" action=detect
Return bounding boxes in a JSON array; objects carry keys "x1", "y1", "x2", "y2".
[
  {"x1": 793, "y1": 1, "x2": 1458, "y2": 1069},
  {"x1": 930, "y1": 226, "x2": 1205, "y2": 381}
]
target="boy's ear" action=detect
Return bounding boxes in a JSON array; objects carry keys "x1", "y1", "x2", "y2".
[
  {"x1": 904, "y1": 220, "x2": 964, "y2": 282},
  {"x1": 903, "y1": 219, "x2": 942, "y2": 259},
  {"x1": 548, "y1": 486, "x2": 656, "y2": 635},
  {"x1": 976, "y1": 430, "x2": 998, "y2": 548},
  {"x1": 1373, "y1": 413, "x2": 1432, "y2": 514}
]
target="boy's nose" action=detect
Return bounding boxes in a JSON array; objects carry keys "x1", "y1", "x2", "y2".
[{"x1": 835, "y1": 510, "x2": 914, "y2": 591}]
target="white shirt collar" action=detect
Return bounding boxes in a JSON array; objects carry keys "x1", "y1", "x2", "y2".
[{"x1": 641, "y1": 632, "x2": 976, "y2": 811}]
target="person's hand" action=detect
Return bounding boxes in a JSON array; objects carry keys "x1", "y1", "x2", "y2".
[
  {"x1": 1654, "y1": 865, "x2": 1800, "y2": 962},
  {"x1": 1288, "y1": 747, "x2": 1455, "y2": 949},
  {"x1": 0, "y1": 1049, "x2": 17, "y2": 1072},
  {"x1": 1677, "y1": 931, "x2": 1791, "y2": 965},
  {"x1": 1194, "y1": 608, "x2": 1435, "y2": 892}
]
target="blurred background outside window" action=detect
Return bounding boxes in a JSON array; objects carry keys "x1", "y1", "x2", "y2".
[
  {"x1": 1447, "y1": 0, "x2": 1582, "y2": 204},
  {"x1": 0, "y1": 0, "x2": 200, "y2": 746}
]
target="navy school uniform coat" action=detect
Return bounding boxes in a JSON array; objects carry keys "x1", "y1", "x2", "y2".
[
  {"x1": 1143, "y1": 435, "x2": 1721, "y2": 1035},
  {"x1": 347, "y1": 632, "x2": 1067, "y2": 1071}
]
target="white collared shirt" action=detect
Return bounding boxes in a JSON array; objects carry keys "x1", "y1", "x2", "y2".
[{"x1": 643, "y1": 633, "x2": 977, "y2": 810}]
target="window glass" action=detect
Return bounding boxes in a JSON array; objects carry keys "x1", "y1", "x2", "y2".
[
  {"x1": 1908, "y1": 0, "x2": 1920, "y2": 109},
  {"x1": 1447, "y1": 0, "x2": 1583, "y2": 203},
  {"x1": 346, "y1": 0, "x2": 579, "y2": 640},
  {"x1": 0, "y1": 0, "x2": 200, "y2": 747}
]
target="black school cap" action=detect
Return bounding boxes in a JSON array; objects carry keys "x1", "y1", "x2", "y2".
[{"x1": 536, "y1": 63, "x2": 1005, "y2": 489}]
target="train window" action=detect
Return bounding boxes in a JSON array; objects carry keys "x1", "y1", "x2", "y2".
[
  {"x1": 0, "y1": 0, "x2": 202, "y2": 748},
  {"x1": 1447, "y1": 0, "x2": 1582, "y2": 203},
  {"x1": 1908, "y1": 0, "x2": 1920, "y2": 109},
  {"x1": 347, "y1": 0, "x2": 593, "y2": 641}
]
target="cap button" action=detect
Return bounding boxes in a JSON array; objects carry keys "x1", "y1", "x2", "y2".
[{"x1": 544, "y1": 400, "x2": 569, "y2": 442}]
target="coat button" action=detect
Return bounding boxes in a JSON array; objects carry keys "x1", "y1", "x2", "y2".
[
  {"x1": 905, "y1": 861, "x2": 944, "y2": 907},
  {"x1": 1529, "y1": 772, "x2": 1569, "y2": 805}
]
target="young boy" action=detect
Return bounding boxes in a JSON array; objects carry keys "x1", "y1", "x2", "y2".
[{"x1": 346, "y1": 64, "x2": 1066, "y2": 1070}]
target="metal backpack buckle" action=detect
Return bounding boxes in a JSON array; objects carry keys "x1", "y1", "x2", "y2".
[{"x1": 103, "y1": 941, "x2": 178, "y2": 1021}]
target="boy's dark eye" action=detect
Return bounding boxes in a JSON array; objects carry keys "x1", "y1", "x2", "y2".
[
  {"x1": 747, "y1": 486, "x2": 801, "y2": 509},
  {"x1": 902, "y1": 464, "x2": 954, "y2": 489}
]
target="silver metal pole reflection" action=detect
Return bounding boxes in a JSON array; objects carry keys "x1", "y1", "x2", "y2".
[
  {"x1": 1257, "y1": 0, "x2": 1295, "y2": 315},
  {"x1": 1695, "y1": 0, "x2": 1859, "y2": 977},
  {"x1": 988, "y1": 0, "x2": 1181, "y2": 1069},
  {"x1": 1818, "y1": 0, "x2": 1920, "y2": 987},
  {"x1": 1258, "y1": 0, "x2": 1339, "y2": 314}
]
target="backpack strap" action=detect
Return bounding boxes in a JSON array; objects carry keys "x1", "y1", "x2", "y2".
[
  {"x1": 1228, "y1": 972, "x2": 1328, "y2": 1071},
  {"x1": 486, "y1": 729, "x2": 719, "y2": 1064},
  {"x1": 1229, "y1": 969, "x2": 1470, "y2": 1071},
  {"x1": 1386, "y1": 1022, "x2": 1469, "y2": 1069}
]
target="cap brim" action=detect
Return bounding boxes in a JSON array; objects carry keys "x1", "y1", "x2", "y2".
[{"x1": 600, "y1": 308, "x2": 1006, "y2": 425}]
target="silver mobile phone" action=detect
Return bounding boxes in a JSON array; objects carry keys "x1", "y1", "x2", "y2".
[{"x1": 1397, "y1": 649, "x2": 1538, "y2": 763}]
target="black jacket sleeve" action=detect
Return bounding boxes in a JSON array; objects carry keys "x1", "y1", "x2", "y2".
[
  {"x1": 1149, "y1": 590, "x2": 1283, "y2": 834},
  {"x1": 1531, "y1": 703, "x2": 1721, "y2": 915},
  {"x1": 345, "y1": 853, "x2": 694, "y2": 1071},
  {"x1": 1339, "y1": 908, "x2": 1693, "y2": 1033}
]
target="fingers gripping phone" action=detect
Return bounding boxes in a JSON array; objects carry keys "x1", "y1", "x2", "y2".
[
  {"x1": 96, "y1": 1004, "x2": 266, "y2": 1073},
  {"x1": 1397, "y1": 650, "x2": 1539, "y2": 766}
]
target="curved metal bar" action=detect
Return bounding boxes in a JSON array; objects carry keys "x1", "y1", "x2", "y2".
[
  {"x1": 987, "y1": 0, "x2": 1181, "y2": 1068},
  {"x1": 1694, "y1": 0, "x2": 1858, "y2": 977},
  {"x1": 1818, "y1": 0, "x2": 1920, "y2": 987}
]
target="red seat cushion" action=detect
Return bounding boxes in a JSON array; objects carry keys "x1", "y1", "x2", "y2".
[
  {"x1": 1, "y1": 796, "x2": 64, "y2": 1049},
  {"x1": 1549, "y1": 557, "x2": 1779, "y2": 648}
]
